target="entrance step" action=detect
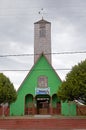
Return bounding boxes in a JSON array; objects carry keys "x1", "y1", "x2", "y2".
[{"x1": 34, "y1": 115, "x2": 52, "y2": 118}]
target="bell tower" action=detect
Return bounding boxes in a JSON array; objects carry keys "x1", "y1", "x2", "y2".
[{"x1": 34, "y1": 18, "x2": 51, "y2": 64}]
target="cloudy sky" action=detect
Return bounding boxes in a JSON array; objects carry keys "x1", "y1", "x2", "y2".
[{"x1": 0, "y1": 0, "x2": 86, "y2": 90}]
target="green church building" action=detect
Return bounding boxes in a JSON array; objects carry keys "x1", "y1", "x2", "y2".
[{"x1": 10, "y1": 18, "x2": 76, "y2": 116}]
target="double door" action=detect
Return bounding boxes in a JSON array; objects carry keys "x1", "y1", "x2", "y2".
[{"x1": 37, "y1": 99, "x2": 49, "y2": 114}]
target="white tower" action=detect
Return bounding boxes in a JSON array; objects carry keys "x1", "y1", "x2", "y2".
[{"x1": 34, "y1": 18, "x2": 51, "y2": 64}]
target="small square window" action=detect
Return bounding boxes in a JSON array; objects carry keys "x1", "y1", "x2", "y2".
[{"x1": 38, "y1": 76, "x2": 48, "y2": 88}]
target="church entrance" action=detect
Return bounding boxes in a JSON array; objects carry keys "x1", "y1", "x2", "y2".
[{"x1": 36, "y1": 95, "x2": 50, "y2": 115}]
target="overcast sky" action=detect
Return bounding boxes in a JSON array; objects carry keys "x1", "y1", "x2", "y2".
[{"x1": 0, "y1": 0, "x2": 86, "y2": 90}]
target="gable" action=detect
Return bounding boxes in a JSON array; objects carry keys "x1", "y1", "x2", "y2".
[{"x1": 18, "y1": 54, "x2": 62, "y2": 96}]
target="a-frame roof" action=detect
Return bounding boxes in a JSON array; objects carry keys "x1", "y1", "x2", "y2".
[{"x1": 18, "y1": 53, "x2": 62, "y2": 94}]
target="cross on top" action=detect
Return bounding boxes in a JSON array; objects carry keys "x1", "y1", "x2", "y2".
[{"x1": 38, "y1": 8, "x2": 45, "y2": 19}]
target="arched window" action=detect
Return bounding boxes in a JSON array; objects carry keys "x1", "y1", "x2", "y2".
[
  {"x1": 25, "y1": 94, "x2": 33, "y2": 108},
  {"x1": 52, "y1": 94, "x2": 58, "y2": 108}
]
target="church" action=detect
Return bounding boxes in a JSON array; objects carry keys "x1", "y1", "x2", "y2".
[{"x1": 10, "y1": 18, "x2": 76, "y2": 116}]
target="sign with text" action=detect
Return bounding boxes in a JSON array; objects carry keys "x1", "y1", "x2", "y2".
[{"x1": 35, "y1": 87, "x2": 50, "y2": 95}]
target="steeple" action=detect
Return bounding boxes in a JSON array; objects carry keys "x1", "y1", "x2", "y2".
[{"x1": 34, "y1": 18, "x2": 51, "y2": 64}]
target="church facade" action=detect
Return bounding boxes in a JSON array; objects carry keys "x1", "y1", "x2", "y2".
[{"x1": 10, "y1": 18, "x2": 76, "y2": 116}]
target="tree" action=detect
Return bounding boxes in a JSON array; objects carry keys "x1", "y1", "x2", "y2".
[
  {"x1": 57, "y1": 59, "x2": 86, "y2": 104},
  {"x1": 0, "y1": 73, "x2": 17, "y2": 105}
]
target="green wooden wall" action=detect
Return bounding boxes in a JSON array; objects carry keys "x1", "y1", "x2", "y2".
[
  {"x1": 10, "y1": 55, "x2": 62, "y2": 116},
  {"x1": 61, "y1": 102, "x2": 76, "y2": 116}
]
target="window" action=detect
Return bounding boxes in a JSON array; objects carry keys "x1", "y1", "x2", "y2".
[
  {"x1": 38, "y1": 76, "x2": 48, "y2": 88},
  {"x1": 39, "y1": 24, "x2": 46, "y2": 37}
]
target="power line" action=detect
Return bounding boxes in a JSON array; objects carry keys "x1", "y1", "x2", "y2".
[
  {"x1": 0, "y1": 68, "x2": 71, "y2": 72},
  {"x1": 0, "y1": 51, "x2": 86, "y2": 57}
]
